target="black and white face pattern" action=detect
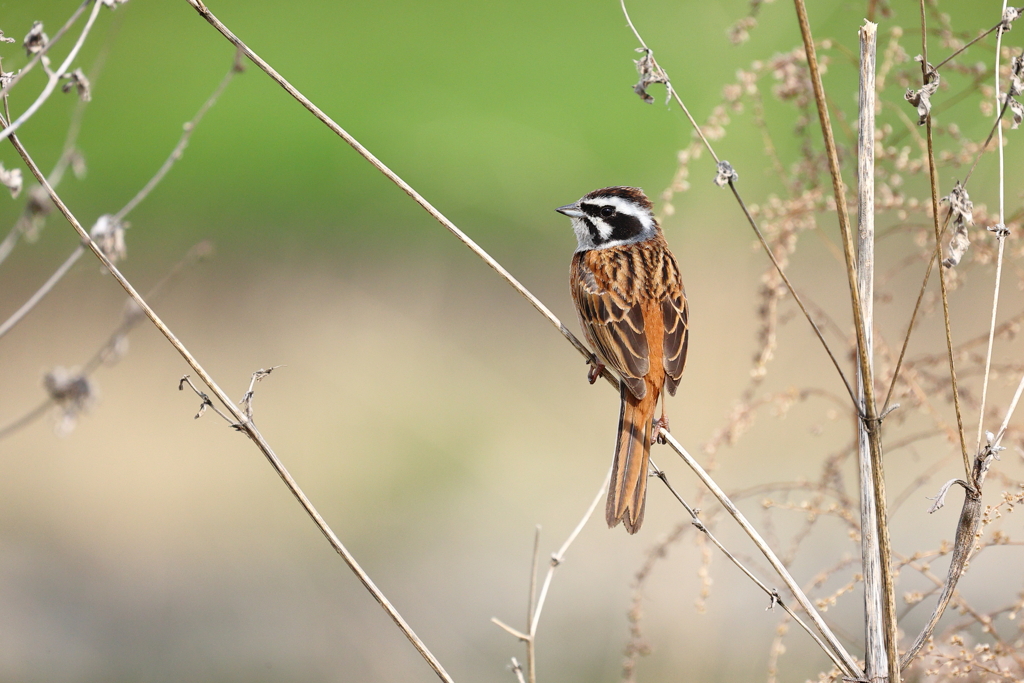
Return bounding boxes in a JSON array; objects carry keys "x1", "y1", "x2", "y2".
[{"x1": 556, "y1": 186, "x2": 657, "y2": 252}]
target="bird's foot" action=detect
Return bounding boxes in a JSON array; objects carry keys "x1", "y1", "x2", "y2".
[
  {"x1": 652, "y1": 415, "x2": 670, "y2": 445},
  {"x1": 586, "y1": 354, "x2": 605, "y2": 385}
]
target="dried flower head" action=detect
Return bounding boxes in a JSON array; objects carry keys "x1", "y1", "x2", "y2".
[
  {"x1": 0, "y1": 162, "x2": 22, "y2": 198},
  {"x1": 89, "y1": 214, "x2": 127, "y2": 264},
  {"x1": 44, "y1": 367, "x2": 94, "y2": 436},
  {"x1": 942, "y1": 181, "x2": 973, "y2": 267},
  {"x1": 1002, "y1": 6, "x2": 1023, "y2": 31},
  {"x1": 17, "y1": 185, "x2": 53, "y2": 242},
  {"x1": 60, "y1": 68, "x2": 91, "y2": 101},
  {"x1": 633, "y1": 47, "x2": 672, "y2": 105},
  {"x1": 905, "y1": 59, "x2": 940, "y2": 125},
  {"x1": 0, "y1": 29, "x2": 15, "y2": 44},
  {"x1": 23, "y1": 21, "x2": 47, "y2": 57},
  {"x1": 713, "y1": 160, "x2": 738, "y2": 187}
]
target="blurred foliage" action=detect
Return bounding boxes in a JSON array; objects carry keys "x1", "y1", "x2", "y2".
[{"x1": 0, "y1": 0, "x2": 990, "y2": 267}]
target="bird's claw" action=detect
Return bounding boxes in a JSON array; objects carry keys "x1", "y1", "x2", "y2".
[{"x1": 653, "y1": 415, "x2": 670, "y2": 445}]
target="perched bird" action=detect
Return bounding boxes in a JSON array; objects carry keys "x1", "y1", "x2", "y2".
[{"x1": 556, "y1": 187, "x2": 688, "y2": 534}]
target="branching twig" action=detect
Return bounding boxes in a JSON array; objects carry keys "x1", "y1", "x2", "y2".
[
  {"x1": 0, "y1": 1, "x2": 91, "y2": 103},
  {"x1": 0, "y1": 53, "x2": 240, "y2": 342},
  {"x1": 493, "y1": 471, "x2": 610, "y2": 683},
  {"x1": 0, "y1": 0, "x2": 103, "y2": 144}
]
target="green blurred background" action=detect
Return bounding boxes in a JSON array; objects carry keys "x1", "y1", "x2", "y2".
[{"x1": 0, "y1": 0, "x2": 1020, "y2": 682}]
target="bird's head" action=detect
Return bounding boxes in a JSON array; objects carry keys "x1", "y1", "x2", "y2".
[{"x1": 556, "y1": 186, "x2": 658, "y2": 253}]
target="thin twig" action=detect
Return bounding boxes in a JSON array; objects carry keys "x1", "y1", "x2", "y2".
[
  {"x1": 919, "y1": 0, "x2": 971, "y2": 479},
  {"x1": 619, "y1": 0, "x2": 720, "y2": 165},
  {"x1": 0, "y1": 241, "x2": 214, "y2": 440},
  {"x1": 4, "y1": 131, "x2": 455, "y2": 683},
  {"x1": 529, "y1": 468, "x2": 609, "y2": 637},
  {"x1": 525, "y1": 526, "x2": 540, "y2": 683},
  {"x1": 975, "y1": 3, "x2": 1011, "y2": 456},
  {"x1": 931, "y1": 22, "x2": 1002, "y2": 74},
  {"x1": 494, "y1": 471, "x2": 610, "y2": 683},
  {"x1": 0, "y1": 0, "x2": 103, "y2": 144},
  {"x1": 113, "y1": 49, "x2": 242, "y2": 222},
  {"x1": 0, "y1": 245, "x2": 84, "y2": 340}
]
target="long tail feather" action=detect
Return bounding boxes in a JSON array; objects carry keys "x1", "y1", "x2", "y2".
[{"x1": 607, "y1": 382, "x2": 655, "y2": 534}]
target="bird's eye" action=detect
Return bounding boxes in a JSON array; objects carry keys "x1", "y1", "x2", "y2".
[{"x1": 600, "y1": 206, "x2": 615, "y2": 217}]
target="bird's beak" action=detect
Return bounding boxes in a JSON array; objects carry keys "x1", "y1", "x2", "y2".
[{"x1": 556, "y1": 203, "x2": 584, "y2": 218}]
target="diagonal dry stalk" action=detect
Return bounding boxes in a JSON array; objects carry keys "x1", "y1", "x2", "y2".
[
  {"x1": 2, "y1": 131, "x2": 455, "y2": 682},
  {"x1": 791, "y1": 1, "x2": 899, "y2": 679},
  {"x1": 918, "y1": 0, "x2": 971, "y2": 479},
  {"x1": 184, "y1": 1, "x2": 865, "y2": 676}
]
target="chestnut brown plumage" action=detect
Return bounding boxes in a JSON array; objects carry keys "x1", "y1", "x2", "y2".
[{"x1": 558, "y1": 187, "x2": 688, "y2": 533}]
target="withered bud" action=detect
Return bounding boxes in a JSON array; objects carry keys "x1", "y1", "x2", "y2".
[
  {"x1": 633, "y1": 47, "x2": 672, "y2": 105},
  {"x1": 100, "y1": 0, "x2": 130, "y2": 7},
  {"x1": 942, "y1": 181, "x2": 973, "y2": 267},
  {"x1": 0, "y1": 71, "x2": 15, "y2": 89},
  {"x1": 0, "y1": 30, "x2": 15, "y2": 44},
  {"x1": 988, "y1": 223, "x2": 1011, "y2": 238},
  {"x1": 905, "y1": 64, "x2": 940, "y2": 126},
  {"x1": 1002, "y1": 7, "x2": 1023, "y2": 31},
  {"x1": 89, "y1": 214, "x2": 127, "y2": 264},
  {"x1": 44, "y1": 367, "x2": 94, "y2": 436},
  {"x1": 69, "y1": 149, "x2": 87, "y2": 179},
  {"x1": 60, "y1": 68, "x2": 91, "y2": 101},
  {"x1": 713, "y1": 160, "x2": 738, "y2": 188},
  {"x1": 946, "y1": 180, "x2": 973, "y2": 225},
  {"x1": 0, "y1": 162, "x2": 22, "y2": 198},
  {"x1": 1006, "y1": 94, "x2": 1024, "y2": 130},
  {"x1": 23, "y1": 21, "x2": 47, "y2": 57}
]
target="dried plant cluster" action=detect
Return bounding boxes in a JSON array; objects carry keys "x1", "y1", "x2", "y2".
[
  {"x1": 2, "y1": 2, "x2": 1024, "y2": 683},
  {"x1": 628, "y1": 3, "x2": 1024, "y2": 682}
]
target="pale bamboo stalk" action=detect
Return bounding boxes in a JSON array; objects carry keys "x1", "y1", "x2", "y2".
[
  {"x1": 792, "y1": 2, "x2": 899, "y2": 678},
  {"x1": 855, "y1": 21, "x2": 887, "y2": 683}
]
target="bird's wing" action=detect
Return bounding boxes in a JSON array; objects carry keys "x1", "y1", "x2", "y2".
[
  {"x1": 662, "y1": 283, "x2": 688, "y2": 396},
  {"x1": 573, "y1": 260, "x2": 650, "y2": 399}
]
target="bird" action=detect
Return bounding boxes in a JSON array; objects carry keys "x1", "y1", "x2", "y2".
[{"x1": 556, "y1": 186, "x2": 688, "y2": 534}]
